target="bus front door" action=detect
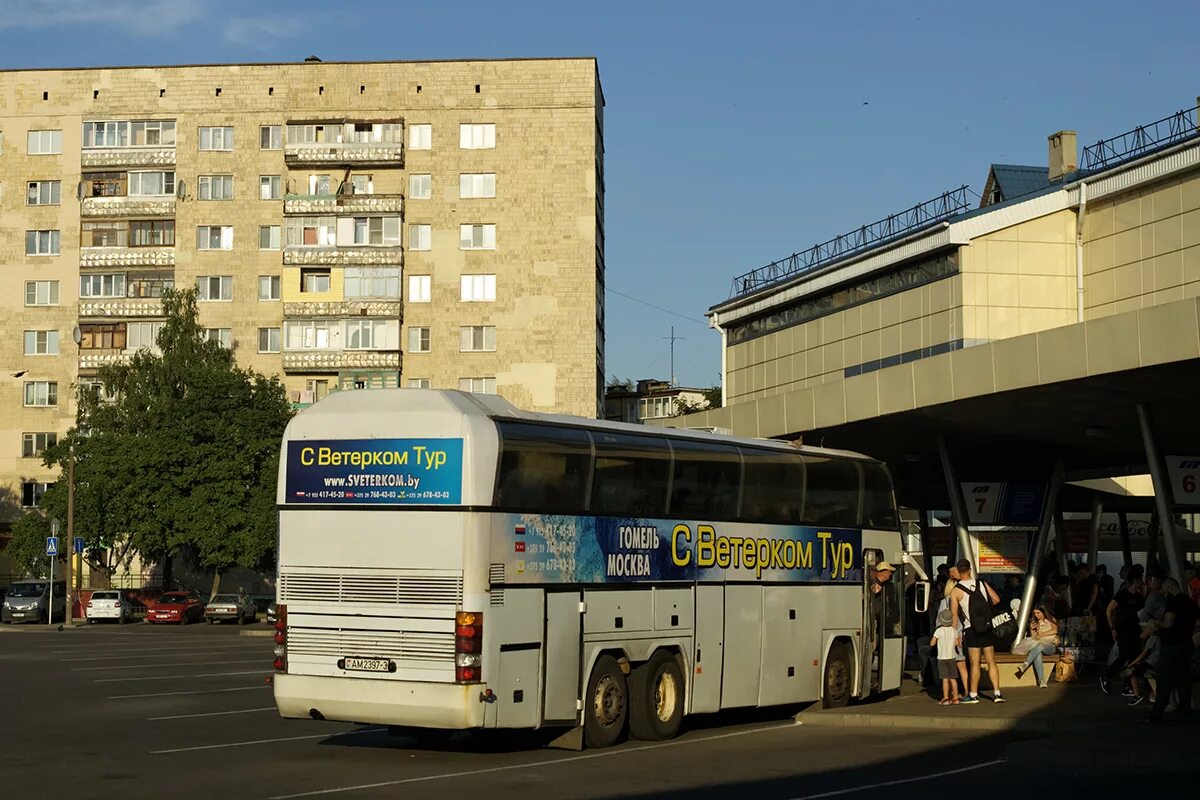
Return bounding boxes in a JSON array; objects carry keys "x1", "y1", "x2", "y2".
[{"x1": 861, "y1": 548, "x2": 904, "y2": 695}]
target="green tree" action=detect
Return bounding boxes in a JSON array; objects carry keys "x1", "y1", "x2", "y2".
[{"x1": 11, "y1": 288, "x2": 293, "y2": 592}]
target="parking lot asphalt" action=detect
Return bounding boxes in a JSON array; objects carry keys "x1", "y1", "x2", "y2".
[{"x1": 1, "y1": 624, "x2": 1193, "y2": 800}]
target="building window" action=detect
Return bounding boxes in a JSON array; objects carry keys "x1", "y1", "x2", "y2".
[
  {"x1": 80, "y1": 274, "x2": 126, "y2": 298},
  {"x1": 347, "y1": 122, "x2": 402, "y2": 143},
  {"x1": 459, "y1": 124, "x2": 495, "y2": 149},
  {"x1": 24, "y1": 381, "x2": 58, "y2": 407},
  {"x1": 79, "y1": 323, "x2": 127, "y2": 350},
  {"x1": 198, "y1": 126, "x2": 234, "y2": 151},
  {"x1": 259, "y1": 175, "x2": 281, "y2": 200},
  {"x1": 301, "y1": 268, "x2": 331, "y2": 293},
  {"x1": 409, "y1": 174, "x2": 431, "y2": 199},
  {"x1": 26, "y1": 180, "x2": 61, "y2": 205},
  {"x1": 126, "y1": 274, "x2": 173, "y2": 298},
  {"x1": 27, "y1": 129, "x2": 62, "y2": 155},
  {"x1": 25, "y1": 280, "x2": 59, "y2": 306},
  {"x1": 460, "y1": 274, "x2": 496, "y2": 302},
  {"x1": 204, "y1": 328, "x2": 232, "y2": 348},
  {"x1": 196, "y1": 275, "x2": 233, "y2": 301},
  {"x1": 130, "y1": 220, "x2": 174, "y2": 247},
  {"x1": 81, "y1": 172, "x2": 126, "y2": 198},
  {"x1": 459, "y1": 224, "x2": 495, "y2": 250},
  {"x1": 21, "y1": 482, "x2": 50, "y2": 508},
  {"x1": 83, "y1": 120, "x2": 175, "y2": 148},
  {"x1": 258, "y1": 275, "x2": 281, "y2": 300},
  {"x1": 306, "y1": 379, "x2": 331, "y2": 401},
  {"x1": 407, "y1": 378, "x2": 431, "y2": 389},
  {"x1": 408, "y1": 327, "x2": 431, "y2": 353},
  {"x1": 197, "y1": 225, "x2": 233, "y2": 250},
  {"x1": 409, "y1": 124, "x2": 431, "y2": 150},
  {"x1": 408, "y1": 224, "x2": 431, "y2": 251},
  {"x1": 346, "y1": 319, "x2": 386, "y2": 350},
  {"x1": 460, "y1": 325, "x2": 496, "y2": 352},
  {"x1": 198, "y1": 174, "x2": 234, "y2": 200},
  {"x1": 285, "y1": 216, "x2": 335, "y2": 246},
  {"x1": 127, "y1": 170, "x2": 175, "y2": 196},
  {"x1": 257, "y1": 327, "x2": 281, "y2": 353},
  {"x1": 22, "y1": 432, "x2": 58, "y2": 458},
  {"x1": 259, "y1": 225, "x2": 281, "y2": 250},
  {"x1": 458, "y1": 377, "x2": 496, "y2": 394},
  {"x1": 344, "y1": 267, "x2": 400, "y2": 298},
  {"x1": 23, "y1": 330, "x2": 59, "y2": 356},
  {"x1": 25, "y1": 230, "x2": 60, "y2": 256},
  {"x1": 284, "y1": 320, "x2": 333, "y2": 350},
  {"x1": 308, "y1": 174, "x2": 332, "y2": 195},
  {"x1": 260, "y1": 125, "x2": 281, "y2": 150},
  {"x1": 126, "y1": 321, "x2": 163, "y2": 351},
  {"x1": 459, "y1": 173, "x2": 496, "y2": 199},
  {"x1": 349, "y1": 174, "x2": 373, "y2": 195},
  {"x1": 353, "y1": 216, "x2": 401, "y2": 246},
  {"x1": 408, "y1": 275, "x2": 431, "y2": 303}
]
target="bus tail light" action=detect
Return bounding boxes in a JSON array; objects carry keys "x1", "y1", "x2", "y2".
[
  {"x1": 455, "y1": 611, "x2": 482, "y2": 683},
  {"x1": 273, "y1": 604, "x2": 287, "y2": 673}
]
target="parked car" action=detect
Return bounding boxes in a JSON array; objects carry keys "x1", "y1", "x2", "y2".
[
  {"x1": 205, "y1": 593, "x2": 256, "y2": 624},
  {"x1": 146, "y1": 591, "x2": 204, "y2": 624},
  {"x1": 1, "y1": 580, "x2": 66, "y2": 624},
  {"x1": 86, "y1": 590, "x2": 133, "y2": 624},
  {"x1": 266, "y1": 600, "x2": 277, "y2": 625}
]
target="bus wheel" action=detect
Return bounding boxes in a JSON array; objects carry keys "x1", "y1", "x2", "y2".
[
  {"x1": 628, "y1": 651, "x2": 684, "y2": 741},
  {"x1": 822, "y1": 643, "x2": 852, "y2": 709},
  {"x1": 584, "y1": 655, "x2": 627, "y2": 748}
]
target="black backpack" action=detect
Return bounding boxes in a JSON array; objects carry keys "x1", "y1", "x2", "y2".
[{"x1": 968, "y1": 580, "x2": 994, "y2": 635}]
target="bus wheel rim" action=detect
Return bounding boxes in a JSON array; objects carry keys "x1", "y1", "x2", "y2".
[
  {"x1": 653, "y1": 669, "x2": 678, "y2": 722},
  {"x1": 593, "y1": 675, "x2": 622, "y2": 727}
]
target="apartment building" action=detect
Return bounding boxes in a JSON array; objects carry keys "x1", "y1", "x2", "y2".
[{"x1": 0, "y1": 58, "x2": 605, "y2": 529}]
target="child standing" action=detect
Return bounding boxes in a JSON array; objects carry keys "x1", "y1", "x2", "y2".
[
  {"x1": 931, "y1": 608, "x2": 960, "y2": 705},
  {"x1": 1124, "y1": 622, "x2": 1162, "y2": 706}
]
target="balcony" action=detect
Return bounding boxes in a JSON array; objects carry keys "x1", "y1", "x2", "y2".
[
  {"x1": 283, "y1": 142, "x2": 404, "y2": 167},
  {"x1": 81, "y1": 147, "x2": 176, "y2": 169},
  {"x1": 81, "y1": 196, "x2": 176, "y2": 218},
  {"x1": 282, "y1": 350, "x2": 400, "y2": 372},
  {"x1": 283, "y1": 299, "x2": 401, "y2": 319},
  {"x1": 79, "y1": 297, "x2": 165, "y2": 319},
  {"x1": 284, "y1": 194, "x2": 405, "y2": 216},
  {"x1": 283, "y1": 247, "x2": 403, "y2": 267},
  {"x1": 80, "y1": 247, "x2": 174, "y2": 269},
  {"x1": 78, "y1": 351, "x2": 131, "y2": 370}
]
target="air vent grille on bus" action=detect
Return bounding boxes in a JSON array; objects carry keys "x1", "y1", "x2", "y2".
[
  {"x1": 287, "y1": 628, "x2": 455, "y2": 663},
  {"x1": 489, "y1": 563, "x2": 505, "y2": 606},
  {"x1": 280, "y1": 572, "x2": 463, "y2": 605}
]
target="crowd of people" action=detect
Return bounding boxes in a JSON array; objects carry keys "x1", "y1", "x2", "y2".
[{"x1": 915, "y1": 557, "x2": 1199, "y2": 723}]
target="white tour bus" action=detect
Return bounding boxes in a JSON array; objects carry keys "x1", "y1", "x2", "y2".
[{"x1": 272, "y1": 389, "x2": 923, "y2": 747}]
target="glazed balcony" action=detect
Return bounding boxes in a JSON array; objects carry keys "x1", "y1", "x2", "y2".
[
  {"x1": 283, "y1": 194, "x2": 405, "y2": 216},
  {"x1": 78, "y1": 351, "x2": 132, "y2": 370},
  {"x1": 282, "y1": 349, "x2": 401, "y2": 372},
  {"x1": 80, "y1": 196, "x2": 176, "y2": 218}
]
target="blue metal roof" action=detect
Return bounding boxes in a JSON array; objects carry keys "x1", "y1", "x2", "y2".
[{"x1": 986, "y1": 164, "x2": 1049, "y2": 204}]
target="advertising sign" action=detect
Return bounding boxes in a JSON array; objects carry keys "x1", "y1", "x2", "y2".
[
  {"x1": 492, "y1": 513, "x2": 863, "y2": 585},
  {"x1": 285, "y1": 438, "x2": 463, "y2": 505},
  {"x1": 973, "y1": 530, "x2": 1029, "y2": 574},
  {"x1": 961, "y1": 482, "x2": 1046, "y2": 526}
]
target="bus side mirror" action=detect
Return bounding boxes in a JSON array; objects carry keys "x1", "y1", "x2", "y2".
[{"x1": 914, "y1": 581, "x2": 930, "y2": 614}]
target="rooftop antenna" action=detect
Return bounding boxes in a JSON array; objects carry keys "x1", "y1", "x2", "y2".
[{"x1": 663, "y1": 326, "x2": 686, "y2": 386}]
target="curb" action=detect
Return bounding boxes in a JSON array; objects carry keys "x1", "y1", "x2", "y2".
[
  {"x1": 0, "y1": 623, "x2": 86, "y2": 633},
  {"x1": 239, "y1": 629, "x2": 274, "y2": 638},
  {"x1": 795, "y1": 710, "x2": 1072, "y2": 733}
]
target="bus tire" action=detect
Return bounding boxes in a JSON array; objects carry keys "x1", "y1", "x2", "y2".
[
  {"x1": 628, "y1": 651, "x2": 684, "y2": 741},
  {"x1": 583, "y1": 655, "x2": 627, "y2": 748},
  {"x1": 822, "y1": 643, "x2": 852, "y2": 709}
]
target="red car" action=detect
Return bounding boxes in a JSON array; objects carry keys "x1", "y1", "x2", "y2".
[{"x1": 146, "y1": 592, "x2": 205, "y2": 624}]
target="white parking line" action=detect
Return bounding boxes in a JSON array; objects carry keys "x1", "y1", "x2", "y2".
[
  {"x1": 151, "y1": 727, "x2": 382, "y2": 754},
  {"x1": 74, "y1": 659, "x2": 266, "y2": 672},
  {"x1": 62, "y1": 648, "x2": 265, "y2": 662},
  {"x1": 267, "y1": 723, "x2": 796, "y2": 799},
  {"x1": 148, "y1": 706, "x2": 277, "y2": 721},
  {"x1": 786, "y1": 759, "x2": 1007, "y2": 799},
  {"x1": 96, "y1": 669, "x2": 266, "y2": 683},
  {"x1": 110, "y1": 685, "x2": 270, "y2": 700}
]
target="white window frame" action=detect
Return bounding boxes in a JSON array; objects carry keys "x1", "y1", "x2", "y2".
[
  {"x1": 259, "y1": 225, "x2": 281, "y2": 250},
  {"x1": 459, "y1": 223, "x2": 496, "y2": 250},
  {"x1": 204, "y1": 328, "x2": 232, "y2": 348},
  {"x1": 408, "y1": 327, "x2": 431, "y2": 353},
  {"x1": 259, "y1": 175, "x2": 282, "y2": 200},
  {"x1": 21, "y1": 481, "x2": 51, "y2": 508},
  {"x1": 459, "y1": 124, "x2": 496, "y2": 149},
  {"x1": 459, "y1": 173, "x2": 496, "y2": 199},
  {"x1": 350, "y1": 174, "x2": 373, "y2": 195},
  {"x1": 22, "y1": 432, "x2": 58, "y2": 458},
  {"x1": 258, "y1": 275, "x2": 281, "y2": 301},
  {"x1": 408, "y1": 275, "x2": 431, "y2": 303},
  {"x1": 409, "y1": 224, "x2": 431, "y2": 251},
  {"x1": 460, "y1": 325, "x2": 497, "y2": 352},
  {"x1": 344, "y1": 267, "x2": 401, "y2": 298},
  {"x1": 301, "y1": 269, "x2": 331, "y2": 294},
  {"x1": 198, "y1": 126, "x2": 234, "y2": 151},
  {"x1": 196, "y1": 225, "x2": 234, "y2": 250},
  {"x1": 80, "y1": 274, "x2": 126, "y2": 298},
  {"x1": 127, "y1": 170, "x2": 175, "y2": 196},
  {"x1": 352, "y1": 216, "x2": 401, "y2": 246},
  {"x1": 285, "y1": 216, "x2": 335, "y2": 247},
  {"x1": 458, "y1": 377, "x2": 496, "y2": 394},
  {"x1": 26, "y1": 180, "x2": 61, "y2": 205},
  {"x1": 27, "y1": 129, "x2": 62, "y2": 155},
  {"x1": 460, "y1": 274, "x2": 496, "y2": 302},
  {"x1": 257, "y1": 327, "x2": 281, "y2": 353},
  {"x1": 284, "y1": 320, "x2": 334, "y2": 351},
  {"x1": 345, "y1": 319, "x2": 386, "y2": 350},
  {"x1": 197, "y1": 174, "x2": 234, "y2": 200},
  {"x1": 25, "y1": 230, "x2": 61, "y2": 256},
  {"x1": 408, "y1": 174, "x2": 431, "y2": 200},
  {"x1": 407, "y1": 378, "x2": 431, "y2": 389},
  {"x1": 196, "y1": 275, "x2": 233, "y2": 301},
  {"x1": 24, "y1": 280, "x2": 59, "y2": 307},
  {"x1": 23, "y1": 381, "x2": 58, "y2": 407},
  {"x1": 409, "y1": 124, "x2": 431, "y2": 150},
  {"x1": 126, "y1": 322, "x2": 164, "y2": 352},
  {"x1": 260, "y1": 125, "x2": 282, "y2": 150},
  {"x1": 23, "y1": 330, "x2": 60, "y2": 356}
]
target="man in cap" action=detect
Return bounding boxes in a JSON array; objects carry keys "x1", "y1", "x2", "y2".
[{"x1": 869, "y1": 561, "x2": 897, "y2": 690}]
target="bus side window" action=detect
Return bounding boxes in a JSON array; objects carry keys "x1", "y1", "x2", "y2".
[
  {"x1": 739, "y1": 449, "x2": 805, "y2": 525},
  {"x1": 669, "y1": 441, "x2": 740, "y2": 520},
  {"x1": 803, "y1": 456, "x2": 860, "y2": 528},
  {"x1": 496, "y1": 422, "x2": 591, "y2": 514},
  {"x1": 590, "y1": 433, "x2": 670, "y2": 518},
  {"x1": 861, "y1": 462, "x2": 899, "y2": 530}
]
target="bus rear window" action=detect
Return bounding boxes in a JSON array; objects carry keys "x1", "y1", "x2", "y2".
[
  {"x1": 739, "y1": 449, "x2": 805, "y2": 524},
  {"x1": 861, "y1": 462, "x2": 899, "y2": 530},
  {"x1": 668, "y1": 440, "x2": 740, "y2": 519},
  {"x1": 590, "y1": 432, "x2": 670, "y2": 518},
  {"x1": 496, "y1": 422, "x2": 590, "y2": 513},
  {"x1": 803, "y1": 456, "x2": 860, "y2": 527}
]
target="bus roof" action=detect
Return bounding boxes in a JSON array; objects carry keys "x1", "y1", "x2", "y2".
[{"x1": 285, "y1": 389, "x2": 877, "y2": 462}]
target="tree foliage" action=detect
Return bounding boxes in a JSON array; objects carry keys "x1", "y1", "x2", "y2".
[{"x1": 9, "y1": 289, "x2": 293, "y2": 581}]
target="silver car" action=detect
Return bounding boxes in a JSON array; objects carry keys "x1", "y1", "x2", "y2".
[
  {"x1": 2, "y1": 580, "x2": 66, "y2": 624},
  {"x1": 204, "y1": 593, "x2": 257, "y2": 624}
]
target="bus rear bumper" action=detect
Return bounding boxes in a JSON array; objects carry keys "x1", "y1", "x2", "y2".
[{"x1": 274, "y1": 673, "x2": 485, "y2": 729}]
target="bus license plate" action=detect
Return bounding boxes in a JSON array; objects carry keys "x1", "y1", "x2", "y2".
[{"x1": 343, "y1": 657, "x2": 390, "y2": 673}]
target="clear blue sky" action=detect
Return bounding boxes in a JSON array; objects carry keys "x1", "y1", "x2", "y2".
[{"x1": 4, "y1": 0, "x2": 1199, "y2": 389}]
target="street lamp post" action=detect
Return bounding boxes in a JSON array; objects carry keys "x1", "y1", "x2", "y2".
[{"x1": 65, "y1": 324, "x2": 82, "y2": 627}]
